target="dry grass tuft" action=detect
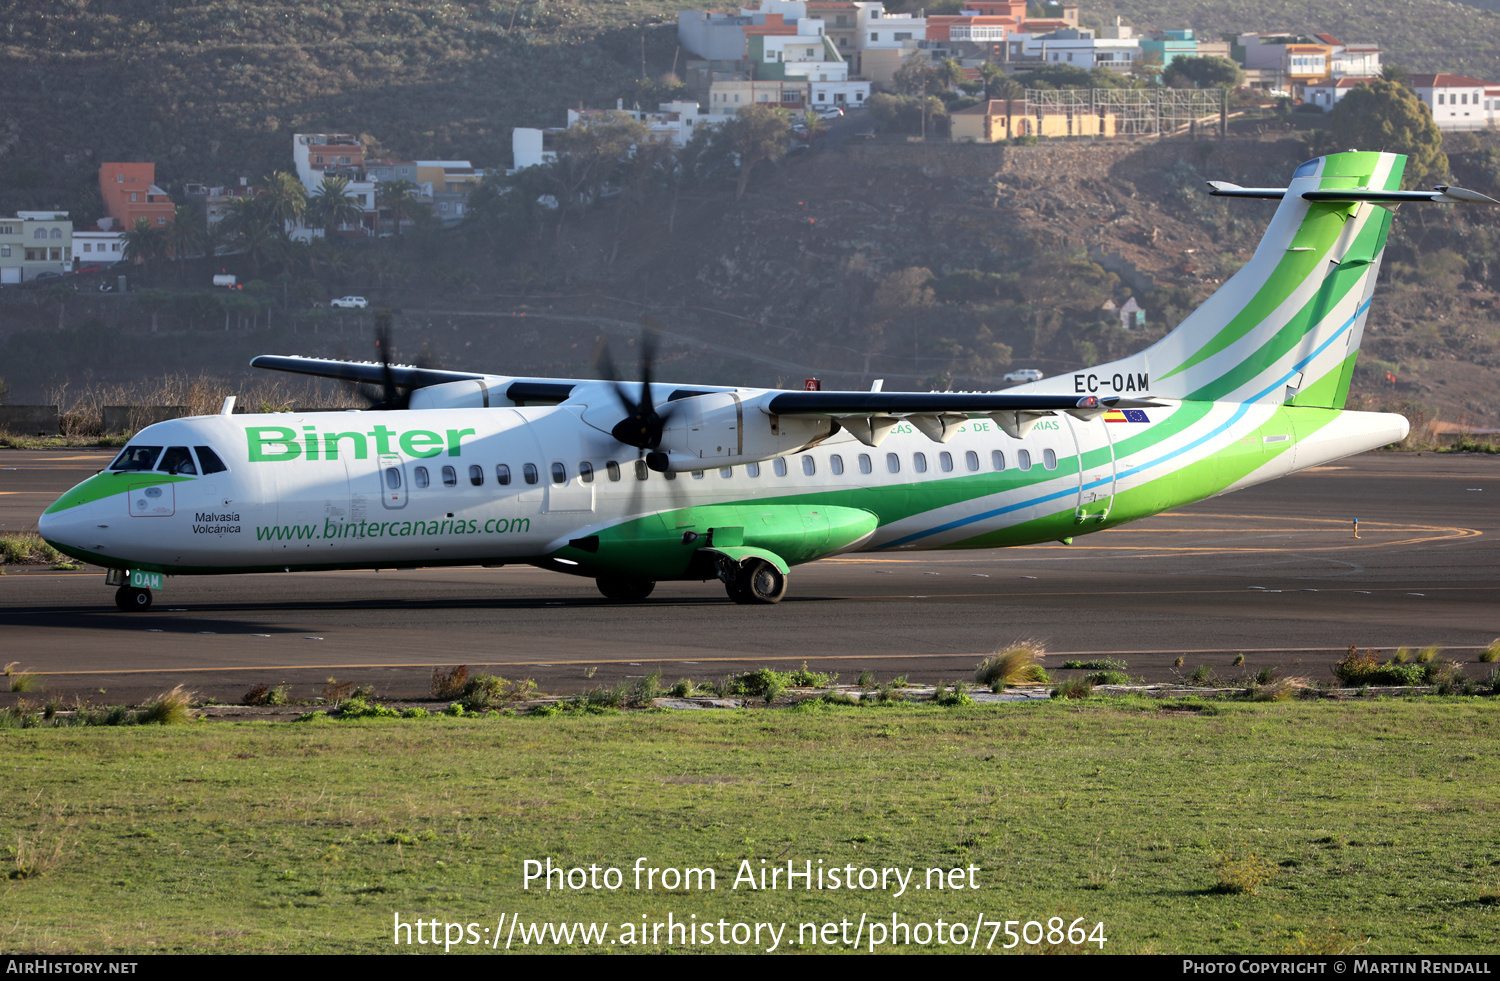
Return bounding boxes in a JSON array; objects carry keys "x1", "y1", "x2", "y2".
[
  {"x1": 431, "y1": 665, "x2": 470, "y2": 701},
  {"x1": 975, "y1": 640, "x2": 1049, "y2": 691},
  {"x1": 139, "y1": 686, "x2": 197, "y2": 725},
  {"x1": 1480, "y1": 639, "x2": 1500, "y2": 664}
]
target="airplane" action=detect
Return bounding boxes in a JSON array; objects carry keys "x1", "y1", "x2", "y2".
[{"x1": 38, "y1": 151, "x2": 1497, "y2": 612}]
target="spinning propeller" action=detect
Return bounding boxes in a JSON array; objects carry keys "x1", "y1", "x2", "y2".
[
  {"x1": 596, "y1": 325, "x2": 677, "y2": 471},
  {"x1": 355, "y1": 314, "x2": 413, "y2": 411}
]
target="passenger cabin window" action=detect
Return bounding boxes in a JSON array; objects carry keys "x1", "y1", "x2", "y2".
[
  {"x1": 720, "y1": 467, "x2": 732, "y2": 478},
  {"x1": 414, "y1": 466, "x2": 431, "y2": 489},
  {"x1": 551, "y1": 462, "x2": 567, "y2": 484},
  {"x1": 965, "y1": 450, "x2": 979, "y2": 472},
  {"x1": 579, "y1": 462, "x2": 595, "y2": 484},
  {"x1": 469, "y1": 464, "x2": 484, "y2": 486},
  {"x1": 774, "y1": 458, "x2": 788, "y2": 477},
  {"x1": 524, "y1": 463, "x2": 539, "y2": 485},
  {"x1": 830, "y1": 454, "x2": 844, "y2": 475},
  {"x1": 606, "y1": 461, "x2": 621, "y2": 481},
  {"x1": 1017, "y1": 449, "x2": 1032, "y2": 471},
  {"x1": 442, "y1": 465, "x2": 458, "y2": 487},
  {"x1": 939, "y1": 451, "x2": 953, "y2": 473},
  {"x1": 859, "y1": 454, "x2": 872, "y2": 474},
  {"x1": 886, "y1": 452, "x2": 900, "y2": 473},
  {"x1": 913, "y1": 452, "x2": 928, "y2": 474},
  {"x1": 1043, "y1": 448, "x2": 1057, "y2": 470},
  {"x1": 991, "y1": 450, "x2": 1006, "y2": 471},
  {"x1": 801, "y1": 456, "x2": 816, "y2": 476},
  {"x1": 110, "y1": 445, "x2": 163, "y2": 471},
  {"x1": 384, "y1": 467, "x2": 402, "y2": 490},
  {"x1": 496, "y1": 464, "x2": 512, "y2": 486},
  {"x1": 747, "y1": 462, "x2": 761, "y2": 477},
  {"x1": 635, "y1": 459, "x2": 649, "y2": 480},
  {"x1": 692, "y1": 470, "x2": 705, "y2": 479},
  {"x1": 158, "y1": 446, "x2": 196, "y2": 475},
  {"x1": 194, "y1": 446, "x2": 228, "y2": 474},
  {"x1": 664, "y1": 470, "x2": 676, "y2": 481}
]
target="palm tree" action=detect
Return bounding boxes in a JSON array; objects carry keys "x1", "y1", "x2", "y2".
[
  {"x1": 122, "y1": 218, "x2": 167, "y2": 283},
  {"x1": 262, "y1": 171, "x2": 308, "y2": 235},
  {"x1": 937, "y1": 57, "x2": 966, "y2": 92},
  {"x1": 308, "y1": 176, "x2": 364, "y2": 238},
  {"x1": 376, "y1": 179, "x2": 421, "y2": 236},
  {"x1": 164, "y1": 203, "x2": 204, "y2": 282}
]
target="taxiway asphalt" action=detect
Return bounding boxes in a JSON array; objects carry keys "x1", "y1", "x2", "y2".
[{"x1": 2, "y1": 448, "x2": 1496, "y2": 705}]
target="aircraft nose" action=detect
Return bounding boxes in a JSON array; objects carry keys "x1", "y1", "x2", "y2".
[{"x1": 38, "y1": 497, "x2": 98, "y2": 556}]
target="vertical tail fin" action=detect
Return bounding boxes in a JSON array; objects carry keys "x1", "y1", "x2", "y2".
[{"x1": 1026, "y1": 151, "x2": 1407, "y2": 408}]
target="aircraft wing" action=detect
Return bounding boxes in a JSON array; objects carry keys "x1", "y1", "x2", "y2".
[{"x1": 249, "y1": 355, "x2": 488, "y2": 390}]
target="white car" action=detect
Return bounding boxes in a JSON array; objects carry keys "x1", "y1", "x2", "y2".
[
  {"x1": 1003, "y1": 368, "x2": 1044, "y2": 383},
  {"x1": 330, "y1": 296, "x2": 368, "y2": 309},
  {"x1": 815, "y1": 107, "x2": 845, "y2": 119}
]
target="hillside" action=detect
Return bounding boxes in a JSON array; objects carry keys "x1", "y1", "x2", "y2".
[
  {"x1": 3, "y1": 0, "x2": 1500, "y2": 222},
  {"x1": 3, "y1": 133, "x2": 1497, "y2": 432}
]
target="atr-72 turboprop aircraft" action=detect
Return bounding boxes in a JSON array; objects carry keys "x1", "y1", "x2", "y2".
[{"x1": 39, "y1": 152, "x2": 1497, "y2": 611}]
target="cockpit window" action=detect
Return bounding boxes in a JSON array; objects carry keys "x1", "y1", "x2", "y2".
[
  {"x1": 109, "y1": 445, "x2": 163, "y2": 471},
  {"x1": 193, "y1": 446, "x2": 228, "y2": 474},
  {"x1": 158, "y1": 446, "x2": 197, "y2": 475}
]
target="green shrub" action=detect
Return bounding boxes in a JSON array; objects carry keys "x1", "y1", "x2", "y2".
[
  {"x1": 242, "y1": 683, "x2": 290, "y2": 706},
  {"x1": 1085, "y1": 670, "x2": 1131, "y2": 686},
  {"x1": 0, "y1": 534, "x2": 60, "y2": 565},
  {"x1": 668, "y1": 678, "x2": 697, "y2": 698},
  {"x1": 1189, "y1": 664, "x2": 1218, "y2": 686},
  {"x1": 338, "y1": 697, "x2": 400, "y2": 719},
  {"x1": 1061, "y1": 658, "x2": 1127, "y2": 671},
  {"x1": 1053, "y1": 677, "x2": 1094, "y2": 700},
  {"x1": 1211, "y1": 850, "x2": 1277, "y2": 895},
  {"x1": 788, "y1": 662, "x2": 838, "y2": 688},
  {"x1": 934, "y1": 681, "x2": 975, "y2": 707},
  {"x1": 460, "y1": 674, "x2": 537, "y2": 710},
  {"x1": 721, "y1": 668, "x2": 792, "y2": 704},
  {"x1": 1480, "y1": 639, "x2": 1500, "y2": 663}
]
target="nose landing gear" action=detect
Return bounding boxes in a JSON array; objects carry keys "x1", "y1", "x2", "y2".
[{"x1": 114, "y1": 585, "x2": 153, "y2": 612}]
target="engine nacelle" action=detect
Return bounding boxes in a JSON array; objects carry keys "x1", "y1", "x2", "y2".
[
  {"x1": 649, "y1": 392, "x2": 834, "y2": 472},
  {"x1": 407, "y1": 379, "x2": 507, "y2": 411}
]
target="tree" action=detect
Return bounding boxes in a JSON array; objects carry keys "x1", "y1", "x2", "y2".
[
  {"x1": 1162, "y1": 55, "x2": 1244, "y2": 91},
  {"x1": 261, "y1": 171, "x2": 308, "y2": 234},
  {"x1": 541, "y1": 111, "x2": 651, "y2": 220},
  {"x1": 164, "y1": 204, "x2": 204, "y2": 282},
  {"x1": 308, "y1": 175, "x2": 364, "y2": 238},
  {"x1": 1011, "y1": 63, "x2": 1094, "y2": 90},
  {"x1": 723, "y1": 104, "x2": 792, "y2": 199},
  {"x1": 936, "y1": 57, "x2": 966, "y2": 92},
  {"x1": 893, "y1": 61, "x2": 941, "y2": 97},
  {"x1": 122, "y1": 218, "x2": 167, "y2": 282},
  {"x1": 377, "y1": 179, "x2": 422, "y2": 237},
  {"x1": 1329, "y1": 79, "x2": 1447, "y2": 189}
]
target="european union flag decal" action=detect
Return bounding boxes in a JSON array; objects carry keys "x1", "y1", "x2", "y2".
[{"x1": 1105, "y1": 409, "x2": 1150, "y2": 423}]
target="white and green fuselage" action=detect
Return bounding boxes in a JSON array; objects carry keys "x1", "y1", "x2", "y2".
[{"x1": 42, "y1": 152, "x2": 1470, "y2": 599}]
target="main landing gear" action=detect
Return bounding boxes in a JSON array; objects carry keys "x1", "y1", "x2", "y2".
[
  {"x1": 114, "y1": 586, "x2": 153, "y2": 612},
  {"x1": 595, "y1": 577, "x2": 656, "y2": 602},
  {"x1": 723, "y1": 558, "x2": 786, "y2": 605}
]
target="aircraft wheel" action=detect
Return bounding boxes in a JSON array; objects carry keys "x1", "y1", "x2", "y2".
[
  {"x1": 739, "y1": 559, "x2": 786, "y2": 605},
  {"x1": 595, "y1": 577, "x2": 655, "y2": 602},
  {"x1": 114, "y1": 586, "x2": 152, "y2": 612},
  {"x1": 724, "y1": 576, "x2": 753, "y2": 605}
]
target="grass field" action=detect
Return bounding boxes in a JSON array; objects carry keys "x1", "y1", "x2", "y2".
[{"x1": 1, "y1": 697, "x2": 1497, "y2": 954}]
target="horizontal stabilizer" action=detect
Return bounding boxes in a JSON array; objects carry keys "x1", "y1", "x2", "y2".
[{"x1": 1207, "y1": 181, "x2": 1499, "y2": 206}]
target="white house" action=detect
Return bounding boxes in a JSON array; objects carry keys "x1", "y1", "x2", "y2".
[
  {"x1": 72, "y1": 218, "x2": 126, "y2": 267},
  {"x1": 1303, "y1": 77, "x2": 1368, "y2": 112},
  {"x1": 1408, "y1": 74, "x2": 1494, "y2": 131}
]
